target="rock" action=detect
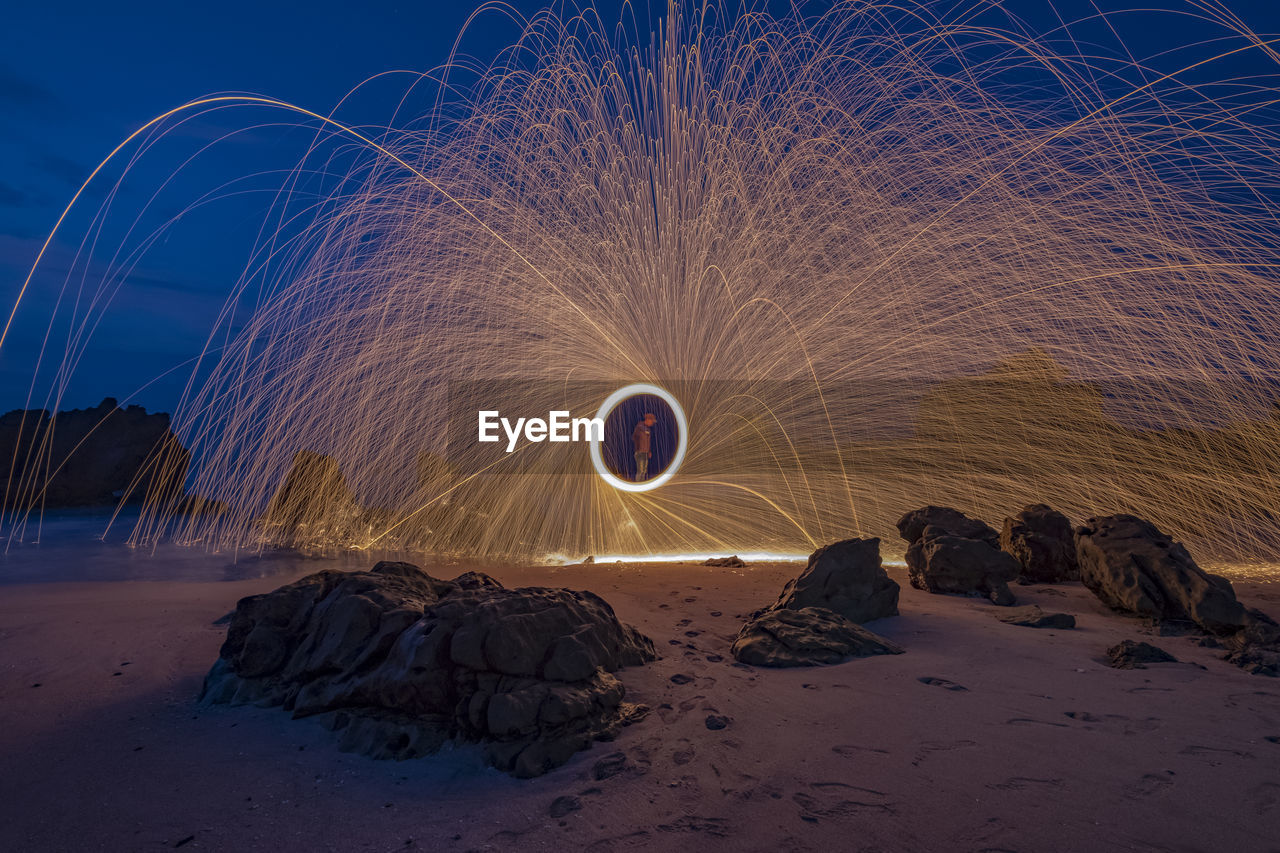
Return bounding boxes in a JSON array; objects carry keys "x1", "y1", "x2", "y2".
[
  {"x1": 1000, "y1": 504, "x2": 1080, "y2": 583},
  {"x1": 704, "y1": 555, "x2": 745, "y2": 567},
  {"x1": 897, "y1": 505, "x2": 999, "y2": 547},
  {"x1": 202, "y1": 561, "x2": 656, "y2": 778},
  {"x1": 1223, "y1": 644, "x2": 1280, "y2": 677},
  {"x1": 705, "y1": 714, "x2": 730, "y2": 730},
  {"x1": 1106, "y1": 639, "x2": 1178, "y2": 669},
  {"x1": 993, "y1": 605, "x2": 1075, "y2": 629},
  {"x1": 1075, "y1": 515, "x2": 1249, "y2": 635},
  {"x1": 260, "y1": 450, "x2": 369, "y2": 548},
  {"x1": 769, "y1": 538, "x2": 899, "y2": 624},
  {"x1": 730, "y1": 607, "x2": 903, "y2": 667},
  {"x1": 897, "y1": 507, "x2": 1017, "y2": 605},
  {"x1": 0, "y1": 398, "x2": 190, "y2": 508},
  {"x1": 902, "y1": 524, "x2": 1019, "y2": 606},
  {"x1": 1221, "y1": 615, "x2": 1280, "y2": 677}
]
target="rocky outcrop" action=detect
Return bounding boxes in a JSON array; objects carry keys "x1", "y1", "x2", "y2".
[
  {"x1": 731, "y1": 607, "x2": 903, "y2": 667},
  {"x1": 261, "y1": 450, "x2": 366, "y2": 544},
  {"x1": 770, "y1": 537, "x2": 899, "y2": 623},
  {"x1": 993, "y1": 605, "x2": 1075, "y2": 629},
  {"x1": 1000, "y1": 504, "x2": 1079, "y2": 583},
  {"x1": 1076, "y1": 515, "x2": 1278, "y2": 676},
  {"x1": 704, "y1": 555, "x2": 746, "y2": 567},
  {"x1": 1075, "y1": 515, "x2": 1248, "y2": 635},
  {"x1": 729, "y1": 538, "x2": 903, "y2": 667},
  {"x1": 897, "y1": 507, "x2": 1018, "y2": 606},
  {"x1": 897, "y1": 505, "x2": 999, "y2": 548},
  {"x1": 0, "y1": 398, "x2": 189, "y2": 508},
  {"x1": 202, "y1": 561, "x2": 656, "y2": 778},
  {"x1": 1220, "y1": 613, "x2": 1280, "y2": 677},
  {"x1": 1106, "y1": 639, "x2": 1177, "y2": 669}
]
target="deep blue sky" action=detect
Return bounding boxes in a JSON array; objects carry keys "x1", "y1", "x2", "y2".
[{"x1": 2, "y1": 0, "x2": 1278, "y2": 414}]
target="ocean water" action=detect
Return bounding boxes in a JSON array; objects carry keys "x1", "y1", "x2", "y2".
[{"x1": 0, "y1": 508, "x2": 372, "y2": 584}]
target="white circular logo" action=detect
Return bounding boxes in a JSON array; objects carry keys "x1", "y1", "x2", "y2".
[{"x1": 588, "y1": 383, "x2": 688, "y2": 492}]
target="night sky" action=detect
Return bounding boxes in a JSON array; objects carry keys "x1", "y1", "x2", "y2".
[{"x1": 1, "y1": 0, "x2": 1278, "y2": 414}]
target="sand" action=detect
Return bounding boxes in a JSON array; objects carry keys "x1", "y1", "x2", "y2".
[{"x1": 1, "y1": 560, "x2": 1278, "y2": 852}]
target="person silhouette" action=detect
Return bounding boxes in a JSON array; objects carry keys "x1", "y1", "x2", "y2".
[{"x1": 632, "y1": 413, "x2": 656, "y2": 480}]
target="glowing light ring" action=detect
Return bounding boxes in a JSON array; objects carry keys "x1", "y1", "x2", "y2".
[{"x1": 588, "y1": 383, "x2": 688, "y2": 493}]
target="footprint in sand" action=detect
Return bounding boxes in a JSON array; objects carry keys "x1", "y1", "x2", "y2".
[
  {"x1": 1125, "y1": 771, "x2": 1175, "y2": 799},
  {"x1": 549, "y1": 795, "x2": 582, "y2": 818},
  {"x1": 1178, "y1": 745, "x2": 1255, "y2": 762},
  {"x1": 585, "y1": 830, "x2": 651, "y2": 852},
  {"x1": 832, "y1": 744, "x2": 890, "y2": 757},
  {"x1": 911, "y1": 739, "x2": 978, "y2": 766},
  {"x1": 1247, "y1": 781, "x2": 1280, "y2": 814},
  {"x1": 655, "y1": 816, "x2": 730, "y2": 838},
  {"x1": 592, "y1": 748, "x2": 651, "y2": 780},
  {"x1": 1063, "y1": 712, "x2": 1161, "y2": 734},
  {"x1": 792, "y1": 785, "x2": 894, "y2": 822},
  {"x1": 1225, "y1": 690, "x2": 1279, "y2": 708},
  {"x1": 1006, "y1": 717, "x2": 1069, "y2": 728},
  {"x1": 487, "y1": 829, "x2": 532, "y2": 846},
  {"x1": 812, "y1": 781, "x2": 888, "y2": 796},
  {"x1": 592, "y1": 752, "x2": 629, "y2": 780},
  {"x1": 918, "y1": 676, "x2": 967, "y2": 691},
  {"x1": 988, "y1": 777, "x2": 1064, "y2": 791},
  {"x1": 1064, "y1": 711, "x2": 1101, "y2": 723},
  {"x1": 655, "y1": 702, "x2": 681, "y2": 724}
]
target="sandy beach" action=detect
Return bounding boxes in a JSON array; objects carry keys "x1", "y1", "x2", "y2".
[{"x1": 1, "y1": 558, "x2": 1278, "y2": 852}]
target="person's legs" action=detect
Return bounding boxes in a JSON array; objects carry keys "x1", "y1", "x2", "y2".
[{"x1": 634, "y1": 451, "x2": 649, "y2": 480}]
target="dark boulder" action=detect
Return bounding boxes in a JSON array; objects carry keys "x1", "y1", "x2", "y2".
[
  {"x1": 704, "y1": 555, "x2": 745, "y2": 567},
  {"x1": 897, "y1": 505, "x2": 999, "y2": 547},
  {"x1": 202, "y1": 561, "x2": 656, "y2": 778},
  {"x1": 1221, "y1": 613, "x2": 1280, "y2": 677},
  {"x1": 994, "y1": 605, "x2": 1075, "y2": 629},
  {"x1": 1000, "y1": 504, "x2": 1079, "y2": 583},
  {"x1": 1106, "y1": 639, "x2": 1177, "y2": 669},
  {"x1": 898, "y1": 508, "x2": 1019, "y2": 606},
  {"x1": 731, "y1": 607, "x2": 903, "y2": 667},
  {"x1": 1075, "y1": 515, "x2": 1248, "y2": 636},
  {"x1": 770, "y1": 537, "x2": 898, "y2": 623}
]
